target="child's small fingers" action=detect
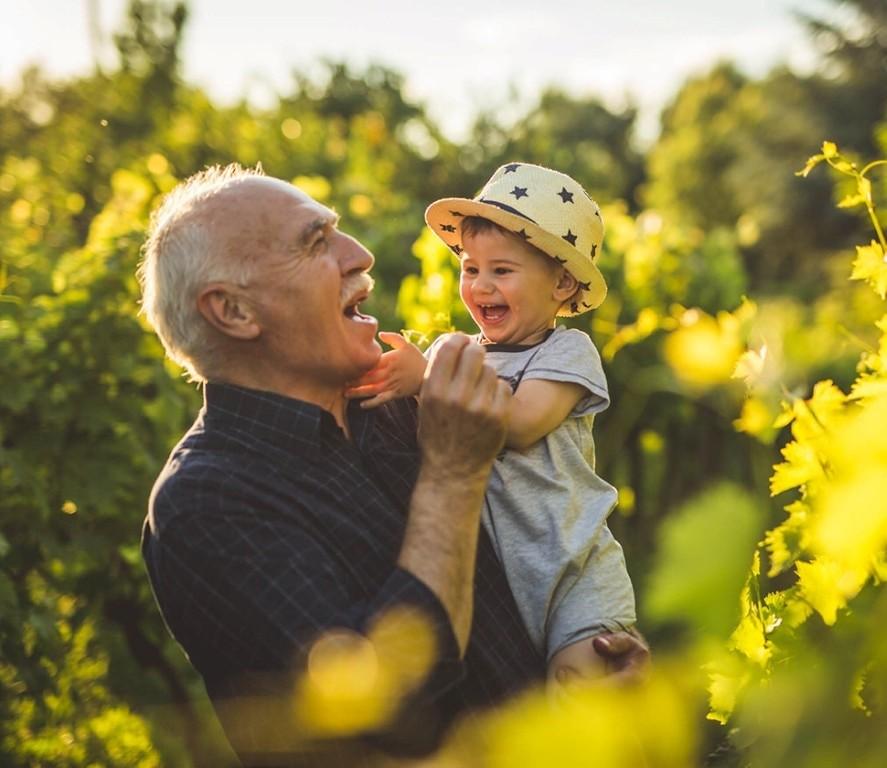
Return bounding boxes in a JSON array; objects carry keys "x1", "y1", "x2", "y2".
[
  {"x1": 379, "y1": 331, "x2": 408, "y2": 349},
  {"x1": 345, "y1": 382, "x2": 384, "y2": 398},
  {"x1": 361, "y1": 389, "x2": 401, "y2": 409}
]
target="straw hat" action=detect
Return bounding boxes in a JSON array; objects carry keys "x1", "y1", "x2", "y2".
[{"x1": 425, "y1": 162, "x2": 606, "y2": 315}]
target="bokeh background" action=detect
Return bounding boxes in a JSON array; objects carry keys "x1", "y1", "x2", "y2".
[{"x1": 1, "y1": 1, "x2": 886, "y2": 765}]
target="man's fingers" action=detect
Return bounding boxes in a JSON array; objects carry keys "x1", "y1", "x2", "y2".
[
  {"x1": 448, "y1": 342, "x2": 488, "y2": 401},
  {"x1": 423, "y1": 334, "x2": 472, "y2": 394}
]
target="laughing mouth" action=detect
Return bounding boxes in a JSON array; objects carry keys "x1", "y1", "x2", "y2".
[
  {"x1": 479, "y1": 304, "x2": 508, "y2": 322},
  {"x1": 343, "y1": 290, "x2": 374, "y2": 322}
]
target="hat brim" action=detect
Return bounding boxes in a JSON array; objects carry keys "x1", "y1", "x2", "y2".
[{"x1": 425, "y1": 197, "x2": 607, "y2": 315}]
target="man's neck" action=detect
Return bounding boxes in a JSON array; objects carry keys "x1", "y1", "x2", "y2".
[{"x1": 210, "y1": 365, "x2": 351, "y2": 437}]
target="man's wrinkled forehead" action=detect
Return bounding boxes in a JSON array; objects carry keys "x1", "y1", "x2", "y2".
[{"x1": 216, "y1": 176, "x2": 337, "y2": 240}]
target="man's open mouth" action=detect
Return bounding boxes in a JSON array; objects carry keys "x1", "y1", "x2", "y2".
[{"x1": 343, "y1": 292, "x2": 375, "y2": 322}]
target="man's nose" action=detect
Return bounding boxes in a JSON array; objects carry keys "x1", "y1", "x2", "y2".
[{"x1": 340, "y1": 232, "x2": 374, "y2": 273}]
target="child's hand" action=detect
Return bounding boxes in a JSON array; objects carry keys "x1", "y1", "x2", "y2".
[
  {"x1": 547, "y1": 635, "x2": 609, "y2": 696},
  {"x1": 546, "y1": 630, "x2": 650, "y2": 702},
  {"x1": 345, "y1": 332, "x2": 427, "y2": 408}
]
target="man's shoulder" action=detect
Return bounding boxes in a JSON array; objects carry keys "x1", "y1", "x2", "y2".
[{"x1": 147, "y1": 438, "x2": 226, "y2": 527}]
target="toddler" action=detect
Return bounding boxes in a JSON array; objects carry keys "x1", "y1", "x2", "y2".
[{"x1": 347, "y1": 163, "x2": 636, "y2": 683}]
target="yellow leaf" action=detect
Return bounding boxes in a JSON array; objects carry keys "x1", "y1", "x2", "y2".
[
  {"x1": 730, "y1": 564, "x2": 771, "y2": 666},
  {"x1": 705, "y1": 651, "x2": 749, "y2": 724},
  {"x1": 807, "y1": 379, "x2": 846, "y2": 427},
  {"x1": 733, "y1": 345, "x2": 768, "y2": 387},
  {"x1": 850, "y1": 241, "x2": 887, "y2": 299},
  {"x1": 814, "y1": 468, "x2": 887, "y2": 576},
  {"x1": 770, "y1": 440, "x2": 824, "y2": 496},
  {"x1": 773, "y1": 400, "x2": 795, "y2": 429},
  {"x1": 763, "y1": 500, "x2": 809, "y2": 576},
  {"x1": 796, "y1": 153, "x2": 825, "y2": 178},
  {"x1": 733, "y1": 396, "x2": 776, "y2": 439},
  {"x1": 796, "y1": 559, "x2": 846, "y2": 625},
  {"x1": 837, "y1": 193, "x2": 865, "y2": 208},
  {"x1": 849, "y1": 375, "x2": 887, "y2": 402}
]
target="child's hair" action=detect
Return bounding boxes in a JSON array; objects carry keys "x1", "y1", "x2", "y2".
[{"x1": 460, "y1": 215, "x2": 553, "y2": 263}]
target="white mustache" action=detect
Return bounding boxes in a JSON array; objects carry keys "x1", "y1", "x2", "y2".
[{"x1": 340, "y1": 272, "x2": 374, "y2": 306}]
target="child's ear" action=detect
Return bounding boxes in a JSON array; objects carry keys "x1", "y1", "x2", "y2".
[
  {"x1": 197, "y1": 283, "x2": 261, "y2": 340},
  {"x1": 552, "y1": 268, "x2": 579, "y2": 303}
]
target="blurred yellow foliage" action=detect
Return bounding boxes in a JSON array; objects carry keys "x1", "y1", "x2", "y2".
[
  {"x1": 292, "y1": 175, "x2": 331, "y2": 202},
  {"x1": 294, "y1": 607, "x2": 437, "y2": 738},
  {"x1": 663, "y1": 309, "x2": 742, "y2": 389},
  {"x1": 462, "y1": 666, "x2": 697, "y2": 768}
]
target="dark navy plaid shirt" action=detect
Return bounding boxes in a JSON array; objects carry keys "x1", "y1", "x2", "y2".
[{"x1": 142, "y1": 382, "x2": 543, "y2": 767}]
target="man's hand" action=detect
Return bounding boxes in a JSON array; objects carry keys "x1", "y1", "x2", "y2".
[
  {"x1": 345, "y1": 332, "x2": 428, "y2": 408},
  {"x1": 417, "y1": 333, "x2": 511, "y2": 480},
  {"x1": 398, "y1": 334, "x2": 512, "y2": 654}
]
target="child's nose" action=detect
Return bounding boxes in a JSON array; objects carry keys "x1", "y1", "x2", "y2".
[{"x1": 473, "y1": 273, "x2": 494, "y2": 293}]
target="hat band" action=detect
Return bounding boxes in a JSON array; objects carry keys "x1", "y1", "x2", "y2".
[{"x1": 477, "y1": 197, "x2": 538, "y2": 224}]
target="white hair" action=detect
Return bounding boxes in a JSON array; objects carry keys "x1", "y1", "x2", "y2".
[{"x1": 137, "y1": 163, "x2": 265, "y2": 381}]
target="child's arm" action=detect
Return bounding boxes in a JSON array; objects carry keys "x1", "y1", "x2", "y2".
[
  {"x1": 506, "y1": 379, "x2": 587, "y2": 451},
  {"x1": 345, "y1": 332, "x2": 427, "y2": 408}
]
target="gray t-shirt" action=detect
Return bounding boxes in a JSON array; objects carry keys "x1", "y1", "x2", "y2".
[{"x1": 429, "y1": 326, "x2": 636, "y2": 659}]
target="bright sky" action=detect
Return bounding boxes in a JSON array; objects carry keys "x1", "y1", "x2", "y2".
[{"x1": 1, "y1": 0, "x2": 836, "y2": 143}]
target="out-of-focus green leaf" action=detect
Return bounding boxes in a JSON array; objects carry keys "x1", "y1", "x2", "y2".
[{"x1": 645, "y1": 483, "x2": 764, "y2": 637}]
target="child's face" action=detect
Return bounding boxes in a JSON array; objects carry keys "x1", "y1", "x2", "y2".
[{"x1": 459, "y1": 228, "x2": 568, "y2": 346}]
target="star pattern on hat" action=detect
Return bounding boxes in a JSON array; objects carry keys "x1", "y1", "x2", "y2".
[{"x1": 428, "y1": 164, "x2": 605, "y2": 314}]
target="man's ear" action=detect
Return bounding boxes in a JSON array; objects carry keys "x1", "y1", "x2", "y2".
[
  {"x1": 552, "y1": 268, "x2": 579, "y2": 303},
  {"x1": 197, "y1": 283, "x2": 261, "y2": 340}
]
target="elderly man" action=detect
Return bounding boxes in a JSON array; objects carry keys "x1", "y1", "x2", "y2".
[{"x1": 139, "y1": 166, "x2": 647, "y2": 767}]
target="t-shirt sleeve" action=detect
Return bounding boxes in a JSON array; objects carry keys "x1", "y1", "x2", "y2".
[{"x1": 519, "y1": 329, "x2": 610, "y2": 417}]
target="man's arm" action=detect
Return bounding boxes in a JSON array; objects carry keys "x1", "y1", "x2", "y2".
[{"x1": 398, "y1": 333, "x2": 511, "y2": 655}]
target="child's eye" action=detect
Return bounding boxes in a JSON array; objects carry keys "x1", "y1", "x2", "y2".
[
  {"x1": 462, "y1": 266, "x2": 478, "y2": 275},
  {"x1": 494, "y1": 267, "x2": 512, "y2": 275}
]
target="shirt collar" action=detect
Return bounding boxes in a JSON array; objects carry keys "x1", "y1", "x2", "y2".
[
  {"x1": 203, "y1": 382, "x2": 374, "y2": 456},
  {"x1": 480, "y1": 327, "x2": 556, "y2": 353}
]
